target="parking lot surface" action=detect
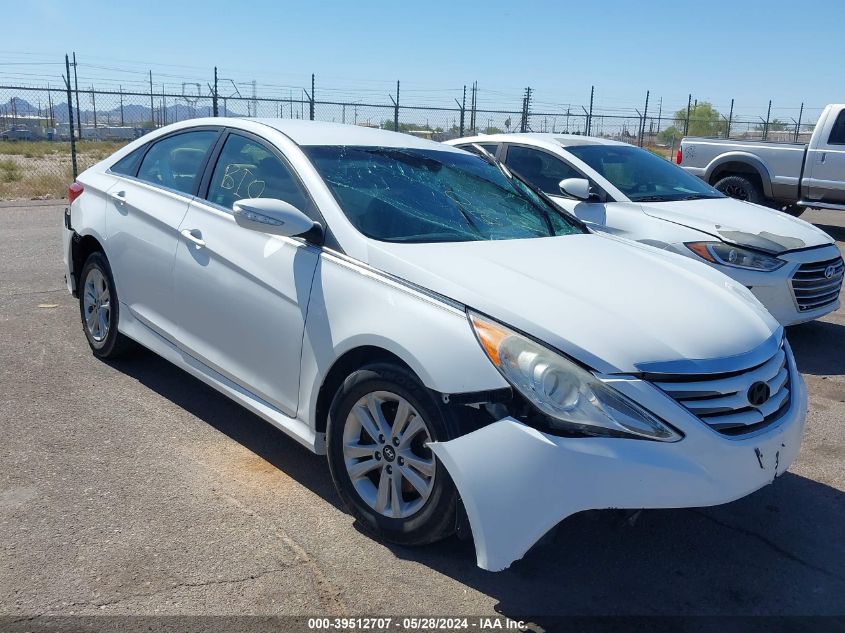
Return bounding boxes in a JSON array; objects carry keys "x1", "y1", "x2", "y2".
[{"x1": 1, "y1": 202, "x2": 844, "y2": 624}]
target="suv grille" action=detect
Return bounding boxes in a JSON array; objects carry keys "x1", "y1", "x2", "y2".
[
  {"x1": 791, "y1": 256, "x2": 844, "y2": 312},
  {"x1": 651, "y1": 339, "x2": 790, "y2": 436}
]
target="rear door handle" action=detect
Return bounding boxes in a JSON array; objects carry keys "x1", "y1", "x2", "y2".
[
  {"x1": 180, "y1": 228, "x2": 206, "y2": 248},
  {"x1": 110, "y1": 190, "x2": 126, "y2": 204}
]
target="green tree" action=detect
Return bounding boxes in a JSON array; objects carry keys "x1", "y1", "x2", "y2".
[
  {"x1": 756, "y1": 118, "x2": 787, "y2": 131},
  {"x1": 658, "y1": 101, "x2": 723, "y2": 141}
]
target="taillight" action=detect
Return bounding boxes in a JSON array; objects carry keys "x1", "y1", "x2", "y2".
[
  {"x1": 676, "y1": 148, "x2": 683, "y2": 164},
  {"x1": 68, "y1": 182, "x2": 84, "y2": 204}
]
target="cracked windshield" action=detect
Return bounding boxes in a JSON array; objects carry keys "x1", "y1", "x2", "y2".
[{"x1": 305, "y1": 146, "x2": 585, "y2": 243}]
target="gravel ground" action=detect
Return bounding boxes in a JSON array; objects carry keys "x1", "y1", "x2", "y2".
[{"x1": 1, "y1": 202, "x2": 843, "y2": 628}]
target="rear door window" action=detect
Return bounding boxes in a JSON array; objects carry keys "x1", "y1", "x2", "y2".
[
  {"x1": 503, "y1": 145, "x2": 583, "y2": 194},
  {"x1": 827, "y1": 110, "x2": 845, "y2": 145},
  {"x1": 136, "y1": 130, "x2": 218, "y2": 195},
  {"x1": 458, "y1": 143, "x2": 500, "y2": 157}
]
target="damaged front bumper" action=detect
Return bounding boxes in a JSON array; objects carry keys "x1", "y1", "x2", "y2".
[{"x1": 429, "y1": 369, "x2": 807, "y2": 572}]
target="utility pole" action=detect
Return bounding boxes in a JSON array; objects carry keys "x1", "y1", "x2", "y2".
[
  {"x1": 252, "y1": 79, "x2": 258, "y2": 117},
  {"x1": 388, "y1": 81, "x2": 400, "y2": 131},
  {"x1": 795, "y1": 102, "x2": 804, "y2": 142},
  {"x1": 46, "y1": 85, "x2": 54, "y2": 129},
  {"x1": 470, "y1": 81, "x2": 477, "y2": 134},
  {"x1": 587, "y1": 85, "x2": 594, "y2": 136},
  {"x1": 213, "y1": 67, "x2": 219, "y2": 117},
  {"x1": 520, "y1": 87, "x2": 532, "y2": 132},
  {"x1": 763, "y1": 99, "x2": 772, "y2": 140},
  {"x1": 684, "y1": 94, "x2": 692, "y2": 135},
  {"x1": 91, "y1": 86, "x2": 97, "y2": 129},
  {"x1": 310, "y1": 74, "x2": 315, "y2": 120},
  {"x1": 64, "y1": 54, "x2": 78, "y2": 178},
  {"x1": 72, "y1": 52, "x2": 82, "y2": 139},
  {"x1": 457, "y1": 85, "x2": 466, "y2": 137},
  {"x1": 639, "y1": 90, "x2": 650, "y2": 147},
  {"x1": 727, "y1": 98, "x2": 734, "y2": 138},
  {"x1": 149, "y1": 71, "x2": 155, "y2": 128}
]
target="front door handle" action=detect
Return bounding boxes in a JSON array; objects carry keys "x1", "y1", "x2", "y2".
[
  {"x1": 180, "y1": 228, "x2": 206, "y2": 248},
  {"x1": 110, "y1": 190, "x2": 126, "y2": 204}
]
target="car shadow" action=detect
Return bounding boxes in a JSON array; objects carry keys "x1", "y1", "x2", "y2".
[
  {"x1": 813, "y1": 223, "x2": 845, "y2": 243},
  {"x1": 105, "y1": 348, "x2": 845, "y2": 620},
  {"x1": 786, "y1": 318, "x2": 845, "y2": 376},
  {"x1": 105, "y1": 347, "x2": 341, "y2": 510}
]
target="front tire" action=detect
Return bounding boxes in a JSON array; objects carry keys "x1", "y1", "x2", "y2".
[
  {"x1": 78, "y1": 252, "x2": 134, "y2": 359},
  {"x1": 326, "y1": 363, "x2": 458, "y2": 546},
  {"x1": 714, "y1": 174, "x2": 764, "y2": 205}
]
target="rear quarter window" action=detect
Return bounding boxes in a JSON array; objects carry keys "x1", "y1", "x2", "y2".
[
  {"x1": 136, "y1": 130, "x2": 218, "y2": 195},
  {"x1": 110, "y1": 146, "x2": 146, "y2": 176}
]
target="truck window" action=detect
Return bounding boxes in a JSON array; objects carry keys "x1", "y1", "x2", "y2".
[{"x1": 828, "y1": 110, "x2": 845, "y2": 145}]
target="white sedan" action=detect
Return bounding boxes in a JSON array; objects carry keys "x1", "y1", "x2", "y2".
[
  {"x1": 447, "y1": 133, "x2": 843, "y2": 325},
  {"x1": 64, "y1": 118, "x2": 806, "y2": 571}
]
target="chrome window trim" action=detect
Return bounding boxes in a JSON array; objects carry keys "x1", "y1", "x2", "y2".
[{"x1": 104, "y1": 172, "x2": 197, "y2": 203}]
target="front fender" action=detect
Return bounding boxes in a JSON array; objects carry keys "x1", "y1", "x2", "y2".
[
  {"x1": 298, "y1": 253, "x2": 508, "y2": 448},
  {"x1": 705, "y1": 152, "x2": 774, "y2": 198}
]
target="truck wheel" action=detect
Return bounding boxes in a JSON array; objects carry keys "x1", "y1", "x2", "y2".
[{"x1": 714, "y1": 175, "x2": 764, "y2": 205}]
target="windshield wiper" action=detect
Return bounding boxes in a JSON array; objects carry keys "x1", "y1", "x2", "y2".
[
  {"x1": 636, "y1": 195, "x2": 675, "y2": 202},
  {"x1": 679, "y1": 194, "x2": 722, "y2": 200},
  {"x1": 469, "y1": 143, "x2": 588, "y2": 235}
]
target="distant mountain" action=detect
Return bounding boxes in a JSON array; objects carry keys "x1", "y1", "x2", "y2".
[{"x1": 3, "y1": 92, "x2": 241, "y2": 128}]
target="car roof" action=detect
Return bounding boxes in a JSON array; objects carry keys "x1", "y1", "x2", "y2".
[
  {"x1": 248, "y1": 118, "x2": 464, "y2": 151},
  {"x1": 448, "y1": 132, "x2": 630, "y2": 148}
]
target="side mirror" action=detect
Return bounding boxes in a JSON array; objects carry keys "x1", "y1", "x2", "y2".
[
  {"x1": 233, "y1": 198, "x2": 316, "y2": 238},
  {"x1": 558, "y1": 178, "x2": 592, "y2": 201}
]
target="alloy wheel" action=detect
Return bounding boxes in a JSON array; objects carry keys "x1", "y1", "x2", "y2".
[
  {"x1": 83, "y1": 268, "x2": 111, "y2": 343},
  {"x1": 342, "y1": 390, "x2": 436, "y2": 519}
]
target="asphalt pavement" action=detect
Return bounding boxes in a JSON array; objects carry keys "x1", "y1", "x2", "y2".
[{"x1": 1, "y1": 202, "x2": 843, "y2": 627}]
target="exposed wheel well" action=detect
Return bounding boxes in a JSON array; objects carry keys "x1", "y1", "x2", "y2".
[
  {"x1": 709, "y1": 162, "x2": 764, "y2": 188},
  {"x1": 71, "y1": 234, "x2": 105, "y2": 293},
  {"x1": 315, "y1": 346, "x2": 414, "y2": 434}
]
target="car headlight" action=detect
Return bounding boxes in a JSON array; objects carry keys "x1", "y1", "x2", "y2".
[
  {"x1": 468, "y1": 312, "x2": 682, "y2": 442},
  {"x1": 685, "y1": 241, "x2": 785, "y2": 271}
]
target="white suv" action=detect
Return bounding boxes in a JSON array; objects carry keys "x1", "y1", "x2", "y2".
[
  {"x1": 448, "y1": 133, "x2": 843, "y2": 325},
  {"x1": 63, "y1": 119, "x2": 806, "y2": 571}
]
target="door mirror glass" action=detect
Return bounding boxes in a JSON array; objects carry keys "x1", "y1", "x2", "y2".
[
  {"x1": 233, "y1": 198, "x2": 316, "y2": 238},
  {"x1": 559, "y1": 178, "x2": 592, "y2": 201}
]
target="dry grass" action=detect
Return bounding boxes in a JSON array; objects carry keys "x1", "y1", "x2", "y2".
[{"x1": 0, "y1": 140, "x2": 131, "y2": 200}]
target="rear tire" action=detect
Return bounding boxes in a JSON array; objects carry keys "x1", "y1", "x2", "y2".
[
  {"x1": 714, "y1": 175, "x2": 764, "y2": 205},
  {"x1": 326, "y1": 363, "x2": 458, "y2": 546},
  {"x1": 78, "y1": 252, "x2": 134, "y2": 359}
]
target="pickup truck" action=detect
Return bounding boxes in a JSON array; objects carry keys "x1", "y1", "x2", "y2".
[{"x1": 678, "y1": 103, "x2": 845, "y2": 216}]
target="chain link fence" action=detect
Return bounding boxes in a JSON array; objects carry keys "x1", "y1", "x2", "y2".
[{"x1": 0, "y1": 79, "x2": 821, "y2": 201}]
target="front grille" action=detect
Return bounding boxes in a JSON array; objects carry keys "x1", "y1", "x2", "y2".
[
  {"x1": 651, "y1": 339, "x2": 791, "y2": 436},
  {"x1": 791, "y1": 256, "x2": 844, "y2": 312}
]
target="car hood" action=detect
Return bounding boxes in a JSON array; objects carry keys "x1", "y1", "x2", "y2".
[
  {"x1": 639, "y1": 197, "x2": 832, "y2": 254},
  {"x1": 365, "y1": 234, "x2": 779, "y2": 374}
]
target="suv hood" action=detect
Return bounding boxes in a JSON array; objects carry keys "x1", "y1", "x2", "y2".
[
  {"x1": 366, "y1": 234, "x2": 778, "y2": 374},
  {"x1": 640, "y1": 197, "x2": 832, "y2": 254}
]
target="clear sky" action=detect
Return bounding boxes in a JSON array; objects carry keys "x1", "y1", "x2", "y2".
[{"x1": 2, "y1": 0, "x2": 843, "y2": 121}]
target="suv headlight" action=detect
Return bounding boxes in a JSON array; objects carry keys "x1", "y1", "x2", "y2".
[
  {"x1": 685, "y1": 241, "x2": 785, "y2": 271},
  {"x1": 469, "y1": 312, "x2": 682, "y2": 442}
]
